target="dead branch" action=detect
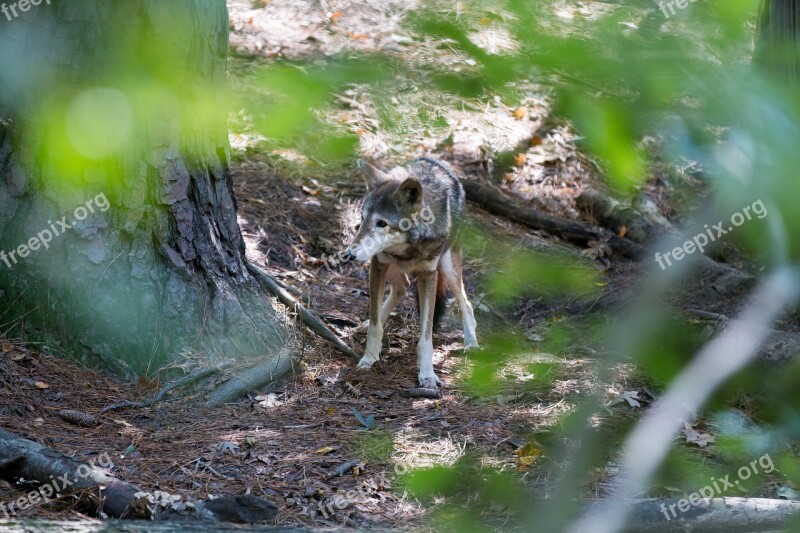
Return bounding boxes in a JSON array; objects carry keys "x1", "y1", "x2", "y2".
[
  {"x1": 0, "y1": 428, "x2": 277, "y2": 523},
  {"x1": 325, "y1": 459, "x2": 362, "y2": 480},
  {"x1": 576, "y1": 188, "x2": 664, "y2": 244},
  {"x1": 461, "y1": 179, "x2": 645, "y2": 260},
  {"x1": 0, "y1": 428, "x2": 143, "y2": 518},
  {"x1": 400, "y1": 387, "x2": 442, "y2": 399},
  {"x1": 573, "y1": 497, "x2": 800, "y2": 532},
  {"x1": 248, "y1": 264, "x2": 360, "y2": 362}
]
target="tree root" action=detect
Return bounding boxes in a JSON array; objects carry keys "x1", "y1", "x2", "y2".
[
  {"x1": 206, "y1": 349, "x2": 297, "y2": 407},
  {"x1": 101, "y1": 361, "x2": 235, "y2": 414},
  {"x1": 248, "y1": 264, "x2": 360, "y2": 362}
]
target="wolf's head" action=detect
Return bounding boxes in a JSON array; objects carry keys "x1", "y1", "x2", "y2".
[{"x1": 344, "y1": 160, "x2": 434, "y2": 261}]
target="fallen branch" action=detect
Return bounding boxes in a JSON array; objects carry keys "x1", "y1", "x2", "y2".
[
  {"x1": 248, "y1": 264, "x2": 360, "y2": 362},
  {"x1": 576, "y1": 188, "x2": 665, "y2": 244},
  {"x1": 575, "y1": 497, "x2": 800, "y2": 533},
  {"x1": 0, "y1": 428, "x2": 143, "y2": 518},
  {"x1": 325, "y1": 459, "x2": 362, "y2": 480},
  {"x1": 0, "y1": 428, "x2": 277, "y2": 523},
  {"x1": 400, "y1": 387, "x2": 442, "y2": 399},
  {"x1": 461, "y1": 179, "x2": 645, "y2": 260},
  {"x1": 101, "y1": 361, "x2": 235, "y2": 414}
]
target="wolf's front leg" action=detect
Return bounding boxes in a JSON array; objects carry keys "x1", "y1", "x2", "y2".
[
  {"x1": 358, "y1": 259, "x2": 389, "y2": 369},
  {"x1": 416, "y1": 270, "x2": 441, "y2": 389}
]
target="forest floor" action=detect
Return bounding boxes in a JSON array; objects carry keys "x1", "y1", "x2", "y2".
[{"x1": 0, "y1": 0, "x2": 795, "y2": 531}]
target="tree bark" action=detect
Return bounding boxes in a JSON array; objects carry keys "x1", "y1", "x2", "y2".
[
  {"x1": 0, "y1": 1, "x2": 293, "y2": 374},
  {"x1": 755, "y1": 0, "x2": 800, "y2": 83}
]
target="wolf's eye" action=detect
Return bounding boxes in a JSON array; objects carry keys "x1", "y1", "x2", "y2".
[{"x1": 376, "y1": 220, "x2": 388, "y2": 228}]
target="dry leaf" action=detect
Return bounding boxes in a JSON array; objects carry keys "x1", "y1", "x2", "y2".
[
  {"x1": 531, "y1": 135, "x2": 543, "y2": 146},
  {"x1": 512, "y1": 106, "x2": 529, "y2": 120},
  {"x1": 330, "y1": 11, "x2": 343, "y2": 23},
  {"x1": 618, "y1": 225, "x2": 628, "y2": 238},
  {"x1": 315, "y1": 446, "x2": 337, "y2": 454},
  {"x1": 478, "y1": 16, "x2": 491, "y2": 25},
  {"x1": 515, "y1": 441, "x2": 543, "y2": 466},
  {"x1": 581, "y1": 240, "x2": 612, "y2": 259},
  {"x1": 607, "y1": 390, "x2": 641, "y2": 408},
  {"x1": 514, "y1": 153, "x2": 527, "y2": 167},
  {"x1": 34, "y1": 381, "x2": 49, "y2": 389},
  {"x1": 683, "y1": 423, "x2": 715, "y2": 447},
  {"x1": 256, "y1": 393, "x2": 283, "y2": 408}
]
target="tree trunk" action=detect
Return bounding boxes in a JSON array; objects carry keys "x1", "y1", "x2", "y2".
[
  {"x1": 755, "y1": 0, "x2": 800, "y2": 83},
  {"x1": 0, "y1": 1, "x2": 294, "y2": 375}
]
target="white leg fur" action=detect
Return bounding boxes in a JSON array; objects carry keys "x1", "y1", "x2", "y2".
[
  {"x1": 440, "y1": 249, "x2": 479, "y2": 350},
  {"x1": 358, "y1": 260, "x2": 389, "y2": 369}
]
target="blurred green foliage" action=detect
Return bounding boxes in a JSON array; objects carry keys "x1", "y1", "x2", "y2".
[{"x1": 217, "y1": 0, "x2": 799, "y2": 530}]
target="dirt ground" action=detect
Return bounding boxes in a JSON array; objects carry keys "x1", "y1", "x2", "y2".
[{"x1": 0, "y1": 0, "x2": 788, "y2": 530}]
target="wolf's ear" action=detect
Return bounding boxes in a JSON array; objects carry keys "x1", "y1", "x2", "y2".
[
  {"x1": 396, "y1": 178, "x2": 423, "y2": 209},
  {"x1": 357, "y1": 160, "x2": 390, "y2": 191}
]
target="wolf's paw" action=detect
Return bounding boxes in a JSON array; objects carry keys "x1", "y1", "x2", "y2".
[
  {"x1": 357, "y1": 354, "x2": 379, "y2": 369},
  {"x1": 418, "y1": 371, "x2": 441, "y2": 390}
]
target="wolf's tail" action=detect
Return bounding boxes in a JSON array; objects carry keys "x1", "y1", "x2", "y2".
[{"x1": 433, "y1": 265, "x2": 448, "y2": 330}]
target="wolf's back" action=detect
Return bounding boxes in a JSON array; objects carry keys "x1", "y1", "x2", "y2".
[{"x1": 407, "y1": 157, "x2": 466, "y2": 227}]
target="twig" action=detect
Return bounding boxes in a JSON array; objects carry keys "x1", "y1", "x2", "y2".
[
  {"x1": 400, "y1": 387, "x2": 442, "y2": 399},
  {"x1": 248, "y1": 264, "x2": 360, "y2": 362},
  {"x1": 325, "y1": 459, "x2": 362, "y2": 480},
  {"x1": 686, "y1": 308, "x2": 729, "y2": 322},
  {"x1": 101, "y1": 361, "x2": 234, "y2": 414}
]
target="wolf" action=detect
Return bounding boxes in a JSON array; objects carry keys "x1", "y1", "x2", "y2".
[{"x1": 343, "y1": 157, "x2": 479, "y2": 389}]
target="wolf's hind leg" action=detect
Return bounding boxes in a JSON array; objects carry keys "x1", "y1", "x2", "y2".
[
  {"x1": 440, "y1": 249, "x2": 478, "y2": 350},
  {"x1": 380, "y1": 265, "x2": 410, "y2": 324},
  {"x1": 358, "y1": 260, "x2": 389, "y2": 369},
  {"x1": 354, "y1": 266, "x2": 408, "y2": 333}
]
